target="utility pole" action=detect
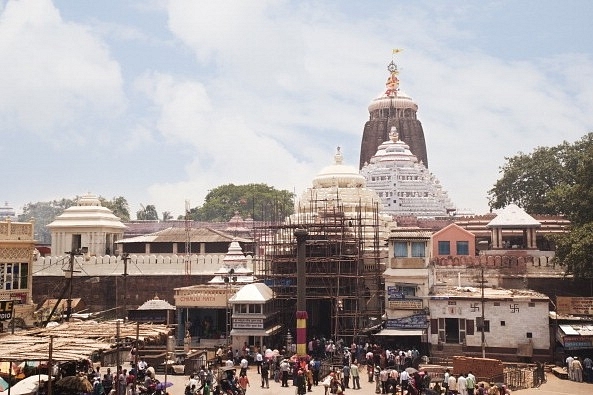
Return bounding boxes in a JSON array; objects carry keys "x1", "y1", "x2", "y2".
[
  {"x1": 65, "y1": 248, "x2": 86, "y2": 321},
  {"x1": 480, "y1": 265, "x2": 486, "y2": 358},
  {"x1": 121, "y1": 253, "x2": 130, "y2": 322}
]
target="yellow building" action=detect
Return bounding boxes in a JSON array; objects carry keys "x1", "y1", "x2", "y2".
[{"x1": 0, "y1": 219, "x2": 36, "y2": 329}]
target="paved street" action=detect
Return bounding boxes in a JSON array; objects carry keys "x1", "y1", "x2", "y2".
[{"x1": 148, "y1": 365, "x2": 593, "y2": 395}]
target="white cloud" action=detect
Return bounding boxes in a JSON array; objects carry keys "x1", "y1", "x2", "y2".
[{"x1": 0, "y1": 0, "x2": 126, "y2": 145}]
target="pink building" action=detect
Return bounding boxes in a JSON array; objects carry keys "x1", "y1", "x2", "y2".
[{"x1": 431, "y1": 223, "x2": 476, "y2": 258}]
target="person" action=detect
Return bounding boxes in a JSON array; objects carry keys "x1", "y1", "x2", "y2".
[
  {"x1": 311, "y1": 357, "x2": 321, "y2": 386},
  {"x1": 466, "y1": 371, "x2": 475, "y2": 395},
  {"x1": 476, "y1": 383, "x2": 486, "y2": 395},
  {"x1": 255, "y1": 352, "x2": 263, "y2": 374},
  {"x1": 583, "y1": 356, "x2": 593, "y2": 383},
  {"x1": 322, "y1": 373, "x2": 332, "y2": 395},
  {"x1": 572, "y1": 357, "x2": 583, "y2": 383},
  {"x1": 342, "y1": 364, "x2": 351, "y2": 389},
  {"x1": 260, "y1": 361, "x2": 269, "y2": 388},
  {"x1": 239, "y1": 357, "x2": 248, "y2": 377},
  {"x1": 93, "y1": 377, "x2": 104, "y2": 395},
  {"x1": 457, "y1": 373, "x2": 467, "y2": 395},
  {"x1": 102, "y1": 373, "x2": 113, "y2": 395},
  {"x1": 399, "y1": 369, "x2": 409, "y2": 395},
  {"x1": 566, "y1": 355, "x2": 574, "y2": 381},
  {"x1": 443, "y1": 369, "x2": 450, "y2": 395},
  {"x1": 280, "y1": 359, "x2": 290, "y2": 387},
  {"x1": 380, "y1": 367, "x2": 389, "y2": 394},
  {"x1": 238, "y1": 373, "x2": 250, "y2": 394},
  {"x1": 296, "y1": 370, "x2": 307, "y2": 395},
  {"x1": 447, "y1": 373, "x2": 457, "y2": 395},
  {"x1": 305, "y1": 368, "x2": 313, "y2": 392},
  {"x1": 351, "y1": 362, "x2": 361, "y2": 390}
]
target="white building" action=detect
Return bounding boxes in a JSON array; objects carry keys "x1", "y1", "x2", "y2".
[
  {"x1": 46, "y1": 193, "x2": 126, "y2": 256},
  {"x1": 428, "y1": 286, "x2": 550, "y2": 362},
  {"x1": 361, "y1": 128, "x2": 456, "y2": 217}
]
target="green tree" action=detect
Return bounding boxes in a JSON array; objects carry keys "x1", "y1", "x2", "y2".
[
  {"x1": 18, "y1": 198, "x2": 76, "y2": 244},
  {"x1": 100, "y1": 196, "x2": 130, "y2": 221},
  {"x1": 136, "y1": 204, "x2": 159, "y2": 220},
  {"x1": 489, "y1": 133, "x2": 593, "y2": 277},
  {"x1": 189, "y1": 183, "x2": 294, "y2": 222}
]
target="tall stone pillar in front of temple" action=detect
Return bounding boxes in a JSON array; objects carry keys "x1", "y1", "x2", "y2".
[
  {"x1": 295, "y1": 228, "x2": 308, "y2": 356},
  {"x1": 360, "y1": 56, "x2": 428, "y2": 169}
]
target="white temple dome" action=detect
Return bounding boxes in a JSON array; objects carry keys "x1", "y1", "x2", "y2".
[{"x1": 313, "y1": 147, "x2": 366, "y2": 188}]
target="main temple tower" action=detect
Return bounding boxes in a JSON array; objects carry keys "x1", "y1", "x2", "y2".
[{"x1": 359, "y1": 57, "x2": 428, "y2": 169}]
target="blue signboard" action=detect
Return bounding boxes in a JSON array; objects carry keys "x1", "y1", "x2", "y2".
[{"x1": 385, "y1": 313, "x2": 428, "y2": 329}]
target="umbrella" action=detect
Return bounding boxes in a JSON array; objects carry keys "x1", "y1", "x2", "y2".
[
  {"x1": 155, "y1": 382, "x2": 173, "y2": 390},
  {"x1": 0, "y1": 377, "x2": 9, "y2": 391},
  {"x1": 405, "y1": 367, "x2": 418, "y2": 374},
  {"x1": 264, "y1": 349, "x2": 274, "y2": 358},
  {"x1": 0, "y1": 375, "x2": 50, "y2": 395},
  {"x1": 56, "y1": 375, "x2": 93, "y2": 393}
]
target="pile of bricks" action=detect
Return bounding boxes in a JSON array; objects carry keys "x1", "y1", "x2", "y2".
[{"x1": 452, "y1": 356, "x2": 504, "y2": 381}]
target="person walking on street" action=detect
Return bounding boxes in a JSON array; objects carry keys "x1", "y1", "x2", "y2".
[
  {"x1": 280, "y1": 359, "x2": 290, "y2": 387},
  {"x1": 350, "y1": 362, "x2": 361, "y2": 390},
  {"x1": 238, "y1": 373, "x2": 250, "y2": 394},
  {"x1": 260, "y1": 361, "x2": 270, "y2": 388}
]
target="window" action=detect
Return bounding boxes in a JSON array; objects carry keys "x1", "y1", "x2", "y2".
[
  {"x1": 456, "y1": 241, "x2": 469, "y2": 255},
  {"x1": 528, "y1": 302, "x2": 535, "y2": 307},
  {"x1": 248, "y1": 304, "x2": 262, "y2": 314},
  {"x1": 411, "y1": 242, "x2": 426, "y2": 257},
  {"x1": 394, "y1": 242, "x2": 408, "y2": 257},
  {"x1": 476, "y1": 317, "x2": 490, "y2": 332},
  {"x1": 0, "y1": 263, "x2": 28, "y2": 291},
  {"x1": 438, "y1": 241, "x2": 450, "y2": 255},
  {"x1": 526, "y1": 332, "x2": 532, "y2": 338},
  {"x1": 501, "y1": 321, "x2": 506, "y2": 326}
]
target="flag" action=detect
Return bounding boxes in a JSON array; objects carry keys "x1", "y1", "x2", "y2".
[{"x1": 392, "y1": 48, "x2": 403, "y2": 54}]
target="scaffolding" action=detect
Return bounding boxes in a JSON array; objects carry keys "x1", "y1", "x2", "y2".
[{"x1": 255, "y1": 193, "x2": 385, "y2": 345}]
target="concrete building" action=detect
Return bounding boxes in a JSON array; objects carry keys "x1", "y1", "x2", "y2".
[
  {"x1": 360, "y1": 59, "x2": 428, "y2": 169},
  {"x1": 0, "y1": 219, "x2": 36, "y2": 328},
  {"x1": 428, "y1": 286, "x2": 550, "y2": 362}
]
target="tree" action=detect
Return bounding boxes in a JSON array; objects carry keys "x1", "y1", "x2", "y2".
[
  {"x1": 162, "y1": 211, "x2": 173, "y2": 221},
  {"x1": 188, "y1": 183, "x2": 294, "y2": 222},
  {"x1": 18, "y1": 198, "x2": 76, "y2": 244},
  {"x1": 100, "y1": 196, "x2": 130, "y2": 221},
  {"x1": 489, "y1": 132, "x2": 593, "y2": 277},
  {"x1": 136, "y1": 204, "x2": 158, "y2": 220}
]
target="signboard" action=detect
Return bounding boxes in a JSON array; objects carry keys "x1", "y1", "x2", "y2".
[
  {"x1": 387, "y1": 285, "x2": 416, "y2": 301},
  {"x1": 557, "y1": 297, "x2": 593, "y2": 315},
  {"x1": 174, "y1": 292, "x2": 227, "y2": 307},
  {"x1": 233, "y1": 318, "x2": 264, "y2": 329},
  {"x1": 0, "y1": 300, "x2": 13, "y2": 321},
  {"x1": 388, "y1": 299, "x2": 423, "y2": 310},
  {"x1": 385, "y1": 313, "x2": 428, "y2": 329},
  {"x1": 0, "y1": 292, "x2": 27, "y2": 304}
]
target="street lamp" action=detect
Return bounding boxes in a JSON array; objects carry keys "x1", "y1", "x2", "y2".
[
  {"x1": 285, "y1": 330, "x2": 293, "y2": 356},
  {"x1": 223, "y1": 269, "x2": 237, "y2": 346}
]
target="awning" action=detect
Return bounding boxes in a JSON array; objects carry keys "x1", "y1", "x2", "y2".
[
  {"x1": 230, "y1": 325, "x2": 282, "y2": 337},
  {"x1": 374, "y1": 329, "x2": 424, "y2": 336}
]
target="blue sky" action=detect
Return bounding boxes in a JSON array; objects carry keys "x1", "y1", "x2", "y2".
[{"x1": 2, "y1": 0, "x2": 593, "y2": 218}]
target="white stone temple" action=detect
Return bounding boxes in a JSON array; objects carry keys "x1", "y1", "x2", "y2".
[{"x1": 361, "y1": 127, "x2": 456, "y2": 218}]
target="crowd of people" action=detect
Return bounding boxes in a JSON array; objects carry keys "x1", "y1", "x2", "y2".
[{"x1": 564, "y1": 355, "x2": 593, "y2": 383}]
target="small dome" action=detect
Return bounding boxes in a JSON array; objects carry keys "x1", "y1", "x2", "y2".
[{"x1": 313, "y1": 147, "x2": 366, "y2": 188}]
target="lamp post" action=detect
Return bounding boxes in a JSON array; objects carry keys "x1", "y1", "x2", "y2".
[
  {"x1": 223, "y1": 269, "x2": 237, "y2": 347},
  {"x1": 285, "y1": 330, "x2": 293, "y2": 356}
]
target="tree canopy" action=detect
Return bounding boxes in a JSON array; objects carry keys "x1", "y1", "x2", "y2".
[
  {"x1": 488, "y1": 132, "x2": 593, "y2": 277},
  {"x1": 186, "y1": 183, "x2": 294, "y2": 222},
  {"x1": 136, "y1": 204, "x2": 159, "y2": 220}
]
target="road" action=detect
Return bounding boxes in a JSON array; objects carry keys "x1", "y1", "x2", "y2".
[{"x1": 128, "y1": 364, "x2": 593, "y2": 395}]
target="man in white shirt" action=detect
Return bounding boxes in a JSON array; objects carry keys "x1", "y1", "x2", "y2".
[
  {"x1": 399, "y1": 369, "x2": 409, "y2": 395},
  {"x1": 457, "y1": 373, "x2": 467, "y2": 395},
  {"x1": 255, "y1": 352, "x2": 263, "y2": 374},
  {"x1": 447, "y1": 374, "x2": 457, "y2": 395}
]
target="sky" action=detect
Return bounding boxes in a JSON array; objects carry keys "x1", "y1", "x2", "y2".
[{"x1": 2, "y1": 0, "x2": 593, "y2": 218}]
